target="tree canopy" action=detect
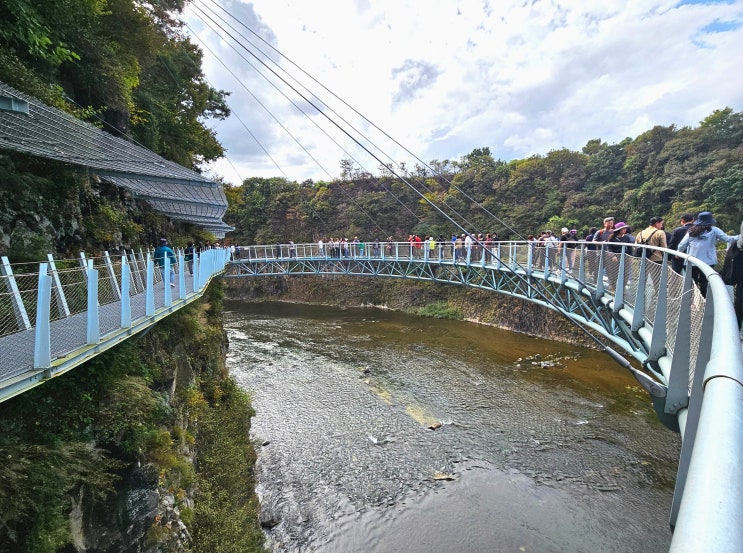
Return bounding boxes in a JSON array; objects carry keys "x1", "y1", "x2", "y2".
[
  {"x1": 225, "y1": 108, "x2": 743, "y2": 244},
  {"x1": 0, "y1": 0, "x2": 229, "y2": 169}
]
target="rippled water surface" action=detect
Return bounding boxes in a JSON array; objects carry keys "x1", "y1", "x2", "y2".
[{"x1": 225, "y1": 300, "x2": 680, "y2": 553}]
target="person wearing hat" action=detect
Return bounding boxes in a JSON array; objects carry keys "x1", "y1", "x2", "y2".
[
  {"x1": 677, "y1": 212, "x2": 740, "y2": 297},
  {"x1": 604, "y1": 222, "x2": 632, "y2": 289},
  {"x1": 154, "y1": 238, "x2": 177, "y2": 287}
]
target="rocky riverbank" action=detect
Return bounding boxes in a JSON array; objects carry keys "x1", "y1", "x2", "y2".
[{"x1": 223, "y1": 275, "x2": 596, "y2": 348}]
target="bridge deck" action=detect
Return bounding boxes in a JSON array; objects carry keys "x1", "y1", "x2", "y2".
[{"x1": 0, "y1": 249, "x2": 228, "y2": 402}]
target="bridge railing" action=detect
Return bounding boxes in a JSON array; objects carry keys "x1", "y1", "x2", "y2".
[{"x1": 0, "y1": 247, "x2": 230, "y2": 402}]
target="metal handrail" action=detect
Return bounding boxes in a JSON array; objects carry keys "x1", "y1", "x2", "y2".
[{"x1": 0, "y1": 247, "x2": 231, "y2": 402}]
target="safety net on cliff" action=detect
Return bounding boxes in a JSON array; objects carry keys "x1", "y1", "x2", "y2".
[{"x1": 0, "y1": 80, "x2": 233, "y2": 237}]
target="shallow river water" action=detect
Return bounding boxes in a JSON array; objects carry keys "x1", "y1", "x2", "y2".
[{"x1": 225, "y1": 300, "x2": 681, "y2": 553}]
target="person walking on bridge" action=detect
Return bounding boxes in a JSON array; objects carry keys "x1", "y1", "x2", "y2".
[
  {"x1": 634, "y1": 217, "x2": 667, "y2": 263},
  {"x1": 184, "y1": 242, "x2": 195, "y2": 274},
  {"x1": 154, "y1": 238, "x2": 177, "y2": 287},
  {"x1": 668, "y1": 213, "x2": 694, "y2": 273}
]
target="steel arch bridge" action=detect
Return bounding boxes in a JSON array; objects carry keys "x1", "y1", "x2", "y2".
[{"x1": 223, "y1": 240, "x2": 743, "y2": 553}]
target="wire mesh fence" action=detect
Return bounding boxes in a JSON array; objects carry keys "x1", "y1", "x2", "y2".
[
  {"x1": 0, "y1": 242, "x2": 730, "y2": 396},
  {"x1": 0, "y1": 249, "x2": 186, "y2": 340}
]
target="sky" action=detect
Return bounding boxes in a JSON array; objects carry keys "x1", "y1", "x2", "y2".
[{"x1": 182, "y1": 0, "x2": 743, "y2": 185}]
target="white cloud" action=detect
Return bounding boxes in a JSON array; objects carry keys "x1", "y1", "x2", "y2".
[{"x1": 183, "y1": 0, "x2": 743, "y2": 184}]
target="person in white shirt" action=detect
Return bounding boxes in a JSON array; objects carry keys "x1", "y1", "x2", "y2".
[{"x1": 464, "y1": 233, "x2": 474, "y2": 262}]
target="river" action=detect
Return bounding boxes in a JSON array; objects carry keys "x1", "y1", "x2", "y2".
[{"x1": 225, "y1": 300, "x2": 680, "y2": 553}]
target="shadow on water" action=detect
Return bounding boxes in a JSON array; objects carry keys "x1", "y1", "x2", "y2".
[{"x1": 225, "y1": 300, "x2": 680, "y2": 553}]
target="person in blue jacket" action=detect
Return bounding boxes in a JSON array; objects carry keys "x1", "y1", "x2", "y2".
[{"x1": 154, "y1": 238, "x2": 177, "y2": 286}]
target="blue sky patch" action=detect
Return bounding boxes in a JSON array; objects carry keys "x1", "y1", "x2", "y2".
[
  {"x1": 701, "y1": 19, "x2": 741, "y2": 33},
  {"x1": 677, "y1": 0, "x2": 735, "y2": 5}
]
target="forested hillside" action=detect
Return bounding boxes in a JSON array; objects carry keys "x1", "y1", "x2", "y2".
[{"x1": 225, "y1": 109, "x2": 743, "y2": 244}]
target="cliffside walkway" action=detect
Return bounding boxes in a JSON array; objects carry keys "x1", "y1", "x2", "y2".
[
  {"x1": 1, "y1": 240, "x2": 741, "y2": 552},
  {"x1": 0, "y1": 247, "x2": 230, "y2": 403}
]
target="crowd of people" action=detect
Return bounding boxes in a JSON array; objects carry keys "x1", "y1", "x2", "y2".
[
  {"x1": 312, "y1": 212, "x2": 743, "y2": 330},
  {"x1": 525, "y1": 212, "x2": 743, "y2": 331},
  {"x1": 160, "y1": 210, "x2": 743, "y2": 332}
]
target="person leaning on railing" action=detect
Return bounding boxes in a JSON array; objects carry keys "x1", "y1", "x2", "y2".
[{"x1": 677, "y1": 212, "x2": 740, "y2": 298}]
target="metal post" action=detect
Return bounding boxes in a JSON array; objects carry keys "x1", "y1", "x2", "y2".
[
  {"x1": 33, "y1": 263, "x2": 51, "y2": 368},
  {"x1": 164, "y1": 255, "x2": 172, "y2": 307},
  {"x1": 560, "y1": 247, "x2": 568, "y2": 286},
  {"x1": 121, "y1": 256, "x2": 131, "y2": 328},
  {"x1": 47, "y1": 254, "x2": 71, "y2": 318},
  {"x1": 632, "y1": 256, "x2": 648, "y2": 332},
  {"x1": 666, "y1": 268, "x2": 694, "y2": 414},
  {"x1": 103, "y1": 251, "x2": 121, "y2": 300},
  {"x1": 648, "y1": 260, "x2": 669, "y2": 362},
  {"x1": 594, "y1": 245, "x2": 607, "y2": 299},
  {"x1": 193, "y1": 253, "x2": 200, "y2": 293},
  {"x1": 86, "y1": 260, "x2": 100, "y2": 344},
  {"x1": 178, "y1": 251, "x2": 186, "y2": 300},
  {"x1": 613, "y1": 250, "x2": 626, "y2": 312},
  {"x1": 128, "y1": 250, "x2": 145, "y2": 293},
  {"x1": 146, "y1": 254, "x2": 154, "y2": 316}
]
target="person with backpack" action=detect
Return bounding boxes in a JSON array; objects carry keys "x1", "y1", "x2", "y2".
[
  {"x1": 634, "y1": 217, "x2": 667, "y2": 263},
  {"x1": 591, "y1": 217, "x2": 615, "y2": 284}
]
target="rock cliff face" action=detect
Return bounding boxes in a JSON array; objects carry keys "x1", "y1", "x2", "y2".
[
  {"x1": 223, "y1": 275, "x2": 594, "y2": 347},
  {"x1": 0, "y1": 155, "x2": 198, "y2": 261}
]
